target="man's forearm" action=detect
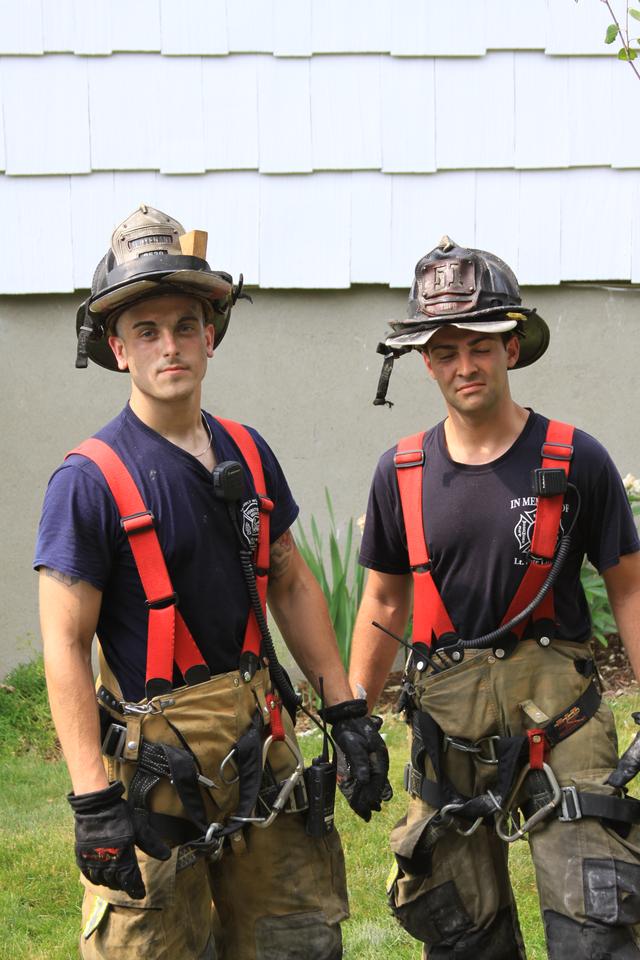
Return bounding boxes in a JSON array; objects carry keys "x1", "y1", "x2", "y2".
[
  {"x1": 45, "y1": 636, "x2": 108, "y2": 794},
  {"x1": 349, "y1": 599, "x2": 406, "y2": 712},
  {"x1": 269, "y1": 570, "x2": 353, "y2": 706},
  {"x1": 603, "y1": 553, "x2": 640, "y2": 684}
]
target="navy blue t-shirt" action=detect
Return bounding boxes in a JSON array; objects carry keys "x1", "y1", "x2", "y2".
[
  {"x1": 34, "y1": 406, "x2": 298, "y2": 701},
  {"x1": 359, "y1": 411, "x2": 639, "y2": 646}
]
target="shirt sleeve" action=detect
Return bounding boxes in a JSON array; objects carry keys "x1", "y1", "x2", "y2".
[
  {"x1": 247, "y1": 428, "x2": 299, "y2": 543},
  {"x1": 582, "y1": 453, "x2": 640, "y2": 573},
  {"x1": 33, "y1": 459, "x2": 121, "y2": 590},
  {"x1": 359, "y1": 448, "x2": 411, "y2": 575}
]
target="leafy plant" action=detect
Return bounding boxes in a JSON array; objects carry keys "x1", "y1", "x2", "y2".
[
  {"x1": 584, "y1": 1, "x2": 640, "y2": 77},
  {"x1": 296, "y1": 491, "x2": 365, "y2": 669},
  {"x1": 580, "y1": 476, "x2": 640, "y2": 645}
]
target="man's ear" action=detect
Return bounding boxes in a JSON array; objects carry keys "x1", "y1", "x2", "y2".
[
  {"x1": 505, "y1": 334, "x2": 520, "y2": 369},
  {"x1": 205, "y1": 324, "x2": 215, "y2": 358},
  {"x1": 108, "y1": 336, "x2": 129, "y2": 372}
]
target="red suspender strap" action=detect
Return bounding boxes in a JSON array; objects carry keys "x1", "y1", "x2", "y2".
[
  {"x1": 214, "y1": 418, "x2": 273, "y2": 658},
  {"x1": 499, "y1": 420, "x2": 574, "y2": 637},
  {"x1": 66, "y1": 439, "x2": 207, "y2": 695},
  {"x1": 394, "y1": 434, "x2": 456, "y2": 649}
]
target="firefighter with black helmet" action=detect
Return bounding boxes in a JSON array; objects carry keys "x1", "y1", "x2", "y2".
[
  {"x1": 351, "y1": 236, "x2": 640, "y2": 958},
  {"x1": 35, "y1": 204, "x2": 391, "y2": 959}
]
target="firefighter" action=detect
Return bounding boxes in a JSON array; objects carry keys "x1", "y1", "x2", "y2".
[
  {"x1": 35, "y1": 205, "x2": 390, "y2": 959},
  {"x1": 350, "y1": 236, "x2": 640, "y2": 958}
]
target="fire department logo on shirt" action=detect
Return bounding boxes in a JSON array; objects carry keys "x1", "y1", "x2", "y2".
[
  {"x1": 241, "y1": 498, "x2": 259, "y2": 550},
  {"x1": 514, "y1": 509, "x2": 537, "y2": 552}
]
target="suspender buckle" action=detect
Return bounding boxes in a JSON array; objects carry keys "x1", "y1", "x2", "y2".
[
  {"x1": 541, "y1": 441, "x2": 574, "y2": 462},
  {"x1": 121, "y1": 510, "x2": 155, "y2": 534},
  {"x1": 394, "y1": 449, "x2": 425, "y2": 469},
  {"x1": 146, "y1": 592, "x2": 178, "y2": 609}
]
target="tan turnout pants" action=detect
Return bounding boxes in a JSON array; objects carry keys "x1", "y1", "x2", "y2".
[
  {"x1": 79, "y1": 664, "x2": 348, "y2": 959},
  {"x1": 388, "y1": 640, "x2": 640, "y2": 959}
]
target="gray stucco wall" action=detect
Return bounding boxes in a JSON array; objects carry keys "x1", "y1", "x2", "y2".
[{"x1": 2, "y1": 283, "x2": 639, "y2": 677}]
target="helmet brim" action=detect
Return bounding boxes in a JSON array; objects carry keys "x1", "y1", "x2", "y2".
[{"x1": 384, "y1": 308, "x2": 549, "y2": 369}]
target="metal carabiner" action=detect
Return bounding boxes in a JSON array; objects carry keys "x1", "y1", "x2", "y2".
[
  {"x1": 439, "y1": 802, "x2": 484, "y2": 837},
  {"x1": 219, "y1": 747, "x2": 240, "y2": 785},
  {"x1": 121, "y1": 697, "x2": 176, "y2": 716},
  {"x1": 229, "y1": 734, "x2": 305, "y2": 829},
  {"x1": 495, "y1": 762, "x2": 562, "y2": 843},
  {"x1": 474, "y1": 735, "x2": 501, "y2": 765}
]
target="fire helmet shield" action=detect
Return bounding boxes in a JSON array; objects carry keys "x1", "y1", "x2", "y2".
[{"x1": 75, "y1": 204, "x2": 242, "y2": 371}]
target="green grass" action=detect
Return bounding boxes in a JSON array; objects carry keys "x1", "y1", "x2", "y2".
[{"x1": 1, "y1": 672, "x2": 639, "y2": 958}]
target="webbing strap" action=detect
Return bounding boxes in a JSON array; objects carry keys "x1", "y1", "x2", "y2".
[
  {"x1": 395, "y1": 433, "x2": 455, "y2": 648},
  {"x1": 67, "y1": 438, "x2": 206, "y2": 689},
  {"x1": 215, "y1": 418, "x2": 272, "y2": 658},
  {"x1": 498, "y1": 420, "x2": 574, "y2": 638}
]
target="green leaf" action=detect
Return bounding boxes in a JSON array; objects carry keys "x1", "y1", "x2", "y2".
[
  {"x1": 618, "y1": 46, "x2": 637, "y2": 59},
  {"x1": 630, "y1": 8, "x2": 640, "y2": 21},
  {"x1": 606, "y1": 23, "x2": 620, "y2": 43}
]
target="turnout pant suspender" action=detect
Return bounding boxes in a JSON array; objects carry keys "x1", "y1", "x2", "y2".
[
  {"x1": 394, "y1": 419, "x2": 575, "y2": 649},
  {"x1": 67, "y1": 418, "x2": 272, "y2": 699}
]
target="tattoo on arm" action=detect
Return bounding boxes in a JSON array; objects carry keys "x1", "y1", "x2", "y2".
[
  {"x1": 269, "y1": 530, "x2": 294, "y2": 580},
  {"x1": 43, "y1": 568, "x2": 81, "y2": 587}
]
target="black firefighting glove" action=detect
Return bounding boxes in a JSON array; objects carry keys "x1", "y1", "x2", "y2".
[
  {"x1": 68, "y1": 780, "x2": 171, "y2": 900},
  {"x1": 607, "y1": 712, "x2": 640, "y2": 789},
  {"x1": 323, "y1": 699, "x2": 392, "y2": 822}
]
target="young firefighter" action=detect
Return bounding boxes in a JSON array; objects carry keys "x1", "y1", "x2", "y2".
[
  {"x1": 349, "y1": 236, "x2": 640, "y2": 959},
  {"x1": 35, "y1": 205, "x2": 390, "y2": 960}
]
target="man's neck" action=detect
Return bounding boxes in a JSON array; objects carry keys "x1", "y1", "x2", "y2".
[
  {"x1": 129, "y1": 389, "x2": 205, "y2": 443},
  {"x1": 443, "y1": 401, "x2": 530, "y2": 465}
]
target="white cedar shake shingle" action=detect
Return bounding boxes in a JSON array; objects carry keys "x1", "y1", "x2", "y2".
[
  {"x1": 351, "y1": 173, "x2": 392, "y2": 283},
  {"x1": 258, "y1": 57, "x2": 312, "y2": 172},
  {"x1": 517, "y1": 171, "x2": 562, "y2": 285},
  {"x1": 0, "y1": 176, "x2": 73, "y2": 293},
  {"x1": 89, "y1": 56, "x2": 163, "y2": 170},
  {"x1": 203, "y1": 57, "x2": 259, "y2": 170},
  {"x1": 475, "y1": 171, "x2": 519, "y2": 273},
  {"x1": 73, "y1": 0, "x2": 112, "y2": 55},
  {"x1": 546, "y1": 0, "x2": 623, "y2": 55},
  {"x1": 436, "y1": 53, "x2": 514, "y2": 169},
  {"x1": 380, "y1": 57, "x2": 436, "y2": 173},
  {"x1": 70, "y1": 173, "x2": 116, "y2": 289},
  {"x1": 151, "y1": 171, "x2": 260, "y2": 283},
  {"x1": 514, "y1": 53, "x2": 569, "y2": 168},
  {"x1": 310, "y1": 56, "x2": 382, "y2": 171},
  {"x1": 226, "y1": 0, "x2": 274, "y2": 53},
  {"x1": 111, "y1": 172, "x2": 164, "y2": 225},
  {"x1": 0, "y1": 0, "x2": 43, "y2": 54},
  {"x1": 630, "y1": 173, "x2": 640, "y2": 283},
  {"x1": 2, "y1": 57, "x2": 90, "y2": 175},
  {"x1": 391, "y1": 0, "x2": 485, "y2": 57},
  {"x1": 311, "y1": 0, "x2": 391, "y2": 54},
  {"x1": 110, "y1": 0, "x2": 162, "y2": 53},
  {"x1": 160, "y1": 0, "x2": 228, "y2": 56},
  {"x1": 42, "y1": 0, "x2": 74, "y2": 53},
  {"x1": 560, "y1": 168, "x2": 631, "y2": 281},
  {"x1": 259, "y1": 173, "x2": 350, "y2": 287},
  {"x1": 0, "y1": 68, "x2": 6, "y2": 171},
  {"x1": 273, "y1": 0, "x2": 311, "y2": 57},
  {"x1": 484, "y1": 0, "x2": 547, "y2": 51},
  {"x1": 158, "y1": 58, "x2": 205, "y2": 174},
  {"x1": 389, "y1": 172, "x2": 476, "y2": 287},
  {"x1": 610, "y1": 65, "x2": 640, "y2": 168},
  {"x1": 568, "y1": 57, "x2": 613, "y2": 166}
]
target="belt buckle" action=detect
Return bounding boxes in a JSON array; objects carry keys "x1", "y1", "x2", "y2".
[{"x1": 558, "y1": 785, "x2": 582, "y2": 822}]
